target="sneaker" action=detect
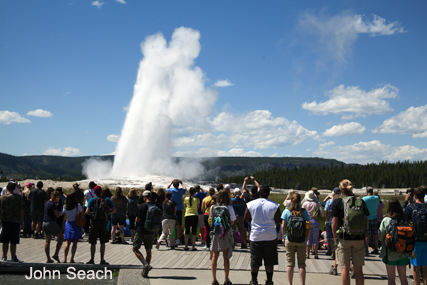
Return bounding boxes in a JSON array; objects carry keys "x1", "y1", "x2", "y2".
[
  {"x1": 52, "y1": 255, "x2": 60, "y2": 263},
  {"x1": 86, "y1": 259, "x2": 94, "y2": 264},
  {"x1": 224, "y1": 280, "x2": 232, "y2": 285},
  {"x1": 141, "y1": 265, "x2": 152, "y2": 278},
  {"x1": 34, "y1": 234, "x2": 41, "y2": 239},
  {"x1": 265, "y1": 281, "x2": 273, "y2": 285},
  {"x1": 130, "y1": 238, "x2": 134, "y2": 242},
  {"x1": 370, "y1": 249, "x2": 379, "y2": 255},
  {"x1": 100, "y1": 260, "x2": 109, "y2": 265},
  {"x1": 1, "y1": 257, "x2": 7, "y2": 262},
  {"x1": 241, "y1": 244, "x2": 248, "y2": 249},
  {"x1": 350, "y1": 267, "x2": 355, "y2": 279},
  {"x1": 249, "y1": 281, "x2": 258, "y2": 285},
  {"x1": 176, "y1": 239, "x2": 183, "y2": 245},
  {"x1": 329, "y1": 266, "x2": 338, "y2": 275},
  {"x1": 11, "y1": 256, "x2": 23, "y2": 263},
  {"x1": 203, "y1": 245, "x2": 210, "y2": 250},
  {"x1": 141, "y1": 258, "x2": 148, "y2": 267},
  {"x1": 155, "y1": 243, "x2": 160, "y2": 250}
]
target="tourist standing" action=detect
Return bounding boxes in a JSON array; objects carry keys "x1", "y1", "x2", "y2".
[
  {"x1": 231, "y1": 188, "x2": 247, "y2": 249},
  {"x1": 21, "y1": 183, "x2": 33, "y2": 238},
  {"x1": 281, "y1": 193, "x2": 310, "y2": 285},
  {"x1": 127, "y1": 188, "x2": 140, "y2": 242},
  {"x1": 245, "y1": 186, "x2": 281, "y2": 285},
  {"x1": 194, "y1": 185, "x2": 207, "y2": 245},
  {"x1": 83, "y1": 181, "x2": 96, "y2": 235},
  {"x1": 302, "y1": 190, "x2": 323, "y2": 259},
  {"x1": 331, "y1": 179, "x2": 369, "y2": 285},
  {"x1": 325, "y1": 187, "x2": 341, "y2": 258},
  {"x1": 363, "y1": 186, "x2": 380, "y2": 255},
  {"x1": 202, "y1": 188, "x2": 216, "y2": 250},
  {"x1": 210, "y1": 190, "x2": 236, "y2": 285},
  {"x1": 85, "y1": 185, "x2": 116, "y2": 265},
  {"x1": 28, "y1": 181, "x2": 47, "y2": 239},
  {"x1": 42, "y1": 191, "x2": 64, "y2": 263},
  {"x1": 0, "y1": 182, "x2": 24, "y2": 262},
  {"x1": 184, "y1": 187, "x2": 200, "y2": 251},
  {"x1": 62, "y1": 192, "x2": 83, "y2": 263},
  {"x1": 110, "y1": 187, "x2": 129, "y2": 244},
  {"x1": 166, "y1": 179, "x2": 187, "y2": 245},
  {"x1": 156, "y1": 191, "x2": 176, "y2": 249}
]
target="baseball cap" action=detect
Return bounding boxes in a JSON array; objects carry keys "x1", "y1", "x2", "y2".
[
  {"x1": 367, "y1": 186, "x2": 373, "y2": 193},
  {"x1": 26, "y1": 182, "x2": 34, "y2": 188},
  {"x1": 233, "y1": 188, "x2": 242, "y2": 196},
  {"x1": 333, "y1": 187, "x2": 341, "y2": 195},
  {"x1": 94, "y1": 185, "x2": 102, "y2": 195},
  {"x1": 224, "y1": 184, "x2": 231, "y2": 189},
  {"x1": 143, "y1": 190, "x2": 152, "y2": 197},
  {"x1": 260, "y1": 185, "x2": 270, "y2": 197}
]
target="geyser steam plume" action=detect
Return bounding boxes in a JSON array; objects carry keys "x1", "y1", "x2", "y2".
[{"x1": 85, "y1": 27, "x2": 217, "y2": 179}]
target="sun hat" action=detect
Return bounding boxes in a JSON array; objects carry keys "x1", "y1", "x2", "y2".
[
  {"x1": 304, "y1": 190, "x2": 317, "y2": 202},
  {"x1": 233, "y1": 188, "x2": 242, "y2": 196}
]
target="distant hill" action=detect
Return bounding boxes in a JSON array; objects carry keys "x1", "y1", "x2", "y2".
[{"x1": 0, "y1": 152, "x2": 348, "y2": 181}]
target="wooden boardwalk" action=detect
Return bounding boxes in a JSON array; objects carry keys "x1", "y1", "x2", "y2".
[{"x1": 0, "y1": 235, "x2": 397, "y2": 277}]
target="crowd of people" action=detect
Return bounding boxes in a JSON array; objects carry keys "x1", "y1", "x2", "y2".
[{"x1": 0, "y1": 177, "x2": 427, "y2": 285}]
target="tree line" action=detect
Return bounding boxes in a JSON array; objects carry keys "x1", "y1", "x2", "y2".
[{"x1": 219, "y1": 160, "x2": 427, "y2": 190}]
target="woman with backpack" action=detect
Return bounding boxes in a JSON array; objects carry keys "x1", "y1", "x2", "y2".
[
  {"x1": 209, "y1": 190, "x2": 236, "y2": 285},
  {"x1": 127, "y1": 188, "x2": 140, "y2": 242},
  {"x1": 184, "y1": 187, "x2": 200, "y2": 251},
  {"x1": 379, "y1": 199, "x2": 413, "y2": 285},
  {"x1": 63, "y1": 192, "x2": 83, "y2": 263},
  {"x1": 110, "y1": 187, "x2": 129, "y2": 244},
  {"x1": 156, "y1": 191, "x2": 177, "y2": 249},
  {"x1": 281, "y1": 193, "x2": 310, "y2": 285},
  {"x1": 302, "y1": 190, "x2": 323, "y2": 259}
]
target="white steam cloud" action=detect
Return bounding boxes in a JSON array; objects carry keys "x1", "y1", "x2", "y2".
[{"x1": 84, "y1": 27, "x2": 217, "y2": 179}]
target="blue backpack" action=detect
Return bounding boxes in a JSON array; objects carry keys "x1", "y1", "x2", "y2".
[{"x1": 410, "y1": 203, "x2": 427, "y2": 240}]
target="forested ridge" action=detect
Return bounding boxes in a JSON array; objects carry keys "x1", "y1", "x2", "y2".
[{"x1": 219, "y1": 160, "x2": 427, "y2": 190}]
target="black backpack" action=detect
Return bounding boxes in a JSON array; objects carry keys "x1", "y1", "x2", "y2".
[
  {"x1": 287, "y1": 210, "x2": 307, "y2": 243},
  {"x1": 93, "y1": 197, "x2": 108, "y2": 221},
  {"x1": 144, "y1": 203, "x2": 162, "y2": 232},
  {"x1": 410, "y1": 203, "x2": 427, "y2": 240}
]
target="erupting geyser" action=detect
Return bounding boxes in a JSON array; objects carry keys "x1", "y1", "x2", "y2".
[{"x1": 83, "y1": 27, "x2": 217, "y2": 180}]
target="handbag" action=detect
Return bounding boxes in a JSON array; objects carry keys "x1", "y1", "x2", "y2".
[{"x1": 75, "y1": 207, "x2": 85, "y2": 227}]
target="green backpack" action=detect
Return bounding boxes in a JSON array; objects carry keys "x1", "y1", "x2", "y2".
[{"x1": 338, "y1": 196, "x2": 367, "y2": 237}]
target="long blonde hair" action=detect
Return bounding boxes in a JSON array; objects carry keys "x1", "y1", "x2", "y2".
[
  {"x1": 340, "y1": 179, "x2": 353, "y2": 195},
  {"x1": 289, "y1": 193, "x2": 303, "y2": 217}
]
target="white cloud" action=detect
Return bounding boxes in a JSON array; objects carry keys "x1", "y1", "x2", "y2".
[
  {"x1": 212, "y1": 79, "x2": 234, "y2": 87},
  {"x1": 115, "y1": 0, "x2": 126, "y2": 3},
  {"x1": 302, "y1": 84, "x2": 398, "y2": 119},
  {"x1": 322, "y1": 122, "x2": 366, "y2": 137},
  {"x1": 299, "y1": 11, "x2": 406, "y2": 64},
  {"x1": 319, "y1": 141, "x2": 335, "y2": 148},
  {"x1": 91, "y1": 1, "x2": 104, "y2": 8},
  {"x1": 269, "y1": 153, "x2": 278, "y2": 157},
  {"x1": 373, "y1": 104, "x2": 427, "y2": 138},
  {"x1": 313, "y1": 140, "x2": 427, "y2": 164},
  {"x1": 26, "y1": 109, "x2": 53, "y2": 118},
  {"x1": 0, "y1": 111, "x2": 31, "y2": 125},
  {"x1": 173, "y1": 110, "x2": 320, "y2": 150},
  {"x1": 44, "y1": 147, "x2": 81, "y2": 156},
  {"x1": 107, "y1": 134, "x2": 120, "y2": 143},
  {"x1": 173, "y1": 148, "x2": 262, "y2": 157}
]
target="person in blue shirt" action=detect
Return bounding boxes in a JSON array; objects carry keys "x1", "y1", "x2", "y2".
[
  {"x1": 362, "y1": 186, "x2": 380, "y2": 255},
  {"x1": 194, "y1": 185, "x2": 207, "y2": 246},
  {"x1": 85, "y1": 185, "x2": 116, "y2": 265},
  {"x1": 281, "y1": 193, "x2": 310, "y2": 285},
  {"x1": 231, "y1": 188, "x2": 247, "y2": 249},
  {"x1": 166, "y1": 179, "x2": 187, "y2": 245},
  {"x1": 325, "y1": 187, "x2": 341, "y2": 259}
]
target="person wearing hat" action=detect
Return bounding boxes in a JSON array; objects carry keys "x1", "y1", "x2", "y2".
[
  {"x1": 363, "y1": 186, "x2": 380, "y2": 255},
  {"x1": 85, "y1": 185, "x2": 116, "y2": 265},
  {"x1": 325, "y1": 187, "x2": 341, "y2": 259},
  {"x1": 71, "y1": 182, "x2": 84, "y2": 207},
  {"x1": 245, "y1": 185, "x2": 281, "y2": 285},
  {"x1": 133, "y1": 190, "x2": 155, "y2": 278},
  {"x1": 28, "y1": 181, "x2": 48, "y2": 239},
  {"x1": 83, "y1": 182, "x2": 97, "y2": 236},
  {"x1": 302, "y1": 190, "x2": 324, "y2": 259},
  {"x1": 231, "y1": 188, "x2": 247, "y2": 249}
]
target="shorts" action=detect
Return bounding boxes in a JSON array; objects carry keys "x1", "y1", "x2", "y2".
[
  {"x1": 336, "y1": 238, "x2": 365, "y2": 267},
  {"x1": 0, "y1": 222, "x2": 20, "y2": 244},
  {"x1": 89, "y1": 220, "x2": 107, "y2": 244},
  {"x1": 133, "y1": 230, "x2": 154, "y2": 250},
  {"x1": 128, "y1": 215, "x2": 136, "y2": 230},
  {"x1": 368, "y1": 218, "x2": 378, "y2": 236},
  {"x1": 411, "y1": 241, "x2": 427, "y2": 267},
  {"x1": 198, "y1": 214, "x2": 204, "y2": 228},
  {"x1": 250, "y1": 239, "x2": 278, "y2": 267},
  {"x1": 176, "y1": 210, "x2": 183, "y2": 226},
  {"x1": 383, "y1": 258, "x2": 409, "y2": 266},
  {"x1": 285, "y1": 239, "x2": 306, "y2": 268},
  {"x1": 184, "y1": 215, "x2": 198, "y2": 235},
  {"x1": 42, "y1": 221, "x2": 61, "y2": 236},
  {"x1": 111, "y1": 213, "x2": 126, "y2": 226},
  {"x1": 31, "y1": 210, "x2": 44, "y2": 223},
  {"x1": 325, "y1": 222, "x2": 333, "y2": 240}
]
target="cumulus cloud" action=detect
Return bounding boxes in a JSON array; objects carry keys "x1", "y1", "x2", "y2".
[
  {"x1": 116, "y1": 0, "x2": 126, "y2": 3},
  {"x1": 373, "y1": 104, "x2": 427, "y2": 138},
  {"x1": 44, "y1": 147, "x2": 81, "y2": 156},
  {"x1": 91, "y1": 0, "x2": 104, "y2": 8},
  {"x1": 173, "y1": 148, "x2": 262, "y2": 157},
  {"x1": 319, "y1": 141, "x2": 335, "y2": 148},
  {"x1": 0, "y1": 111, "x2": 31, "y2": 125},
  {"x1": 322, "y1": 122, "x2": 366, "y2": 137},
  {"x1": 313, "y1": 140, "x2": 427, "y2": 164},
  {"x1": 27, "y1": 109, "x2": 53, "y2": 118},
  {"x1": 302, "y1": 84, "x2": 398, "y2": 119},
  {"x1": 173, "y1": 110, "x2": 320, "y2": 150},
  {"x1": 107, "y1": 134, "x2": 120, "y2": 143},
  {"x1": 299, "y1": 11, "x2": 406, "y2": 64},
  {"x1": 212, "y1": 80, "x2": 234, "y2": 87}
]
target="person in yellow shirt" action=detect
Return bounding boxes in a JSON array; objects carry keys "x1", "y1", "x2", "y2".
[{"x1": 184, "y1": 187, "x2": 200, "y2": 251}]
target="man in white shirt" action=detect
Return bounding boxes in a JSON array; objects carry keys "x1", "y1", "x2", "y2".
[
  {"x1": 83, "y1": 181, "x2": 96, "y2": 235},
  {"x1": 1, "y1": 179, "x2": 21, "y2": 196},
  {"x1": 244, "y1": 185, "x2": 281, "y2": 285}
]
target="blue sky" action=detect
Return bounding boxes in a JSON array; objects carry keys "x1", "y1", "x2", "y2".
[{"x1": 1, "y1": 0, "x2": 426, "y2": 164}]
